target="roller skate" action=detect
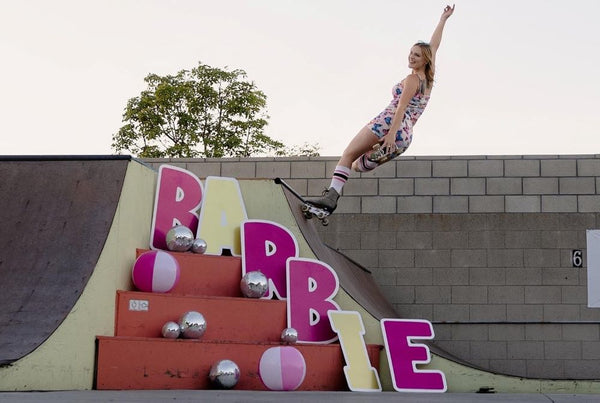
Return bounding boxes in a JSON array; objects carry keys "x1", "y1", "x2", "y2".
[
  {"x1": 274, "y1": 178, "x2": 337, "y2": 226},
  {"x1": 301, "y1": 187, "x2": 340, "y2": 226}
]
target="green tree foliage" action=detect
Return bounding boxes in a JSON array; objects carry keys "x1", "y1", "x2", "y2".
[{"x1": 112, "y1": 62, "x2": 294, "y2": 158}]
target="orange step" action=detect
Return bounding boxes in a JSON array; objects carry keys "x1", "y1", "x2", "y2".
[
  {"x1": 96, "y1": 336, "x2": 382, "y2": 391},
  {"x1": 115, "y1": 290, "x2": 286, "y2": 343},
  {"x1": 136, "y1": 249, "x2": 243, "y2": 297}
]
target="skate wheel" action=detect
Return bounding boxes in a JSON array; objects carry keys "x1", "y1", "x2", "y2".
[
  {"x1": 301, "y1": 204, "x2": 310, "y2": 212},
  {"x1": 321, "y1": 218, "x2": 329, "y2": 226},
  {"x1": 316, "y1": 211, "x2": 326, "y2": 219},
  {"x1": 303, "y1": 211, "x2": 313, "y2": 219}
]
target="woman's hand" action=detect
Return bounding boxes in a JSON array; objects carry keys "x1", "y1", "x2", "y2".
[
  {"x1": 441, "y1": 4, "x2": 455, "y2": 21},
  {"x1": 381, "y1": 132, "x2": 397, "y2": 154}
]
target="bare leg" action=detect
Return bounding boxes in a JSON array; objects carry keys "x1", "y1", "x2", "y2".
[{"x1": 337, "y1": 126, "x2": 380, "y2": 171}]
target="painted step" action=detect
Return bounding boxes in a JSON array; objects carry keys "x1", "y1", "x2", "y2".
[
  {"x1": 136, "y1": 249, "x2": 243, "y2": 297},
  {"x1": 96, "y1": 336, "x2": 382, "y2": 391},
  {"x1": 115, "y1": 290, "x2": 286, "y2": 343}
]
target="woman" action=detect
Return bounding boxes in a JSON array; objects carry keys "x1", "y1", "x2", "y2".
[{"x1": 306, "y1": 4, "x2": 455, "y2": 213}]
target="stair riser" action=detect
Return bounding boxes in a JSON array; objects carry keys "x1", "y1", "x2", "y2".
[
  {"x1": 136, "y1": 249, "x2": 243, "y2": 297},
  {"x1": 115, "y1": 291, "x2": 286, "y2": 343},
  {"x1": 96, "y1": 337, "x2": 380, "y2": 391}
]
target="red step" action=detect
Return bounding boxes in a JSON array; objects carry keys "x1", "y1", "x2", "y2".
[
  {"x1": 136, "y1": 249, "x2": 243, "y2": 297},
  {"x1": 115, "y1": 290, "x2": 286, "y2": 343},
  {"x1": 96, "y1": 336, "x2": 382, "y2": 391}
]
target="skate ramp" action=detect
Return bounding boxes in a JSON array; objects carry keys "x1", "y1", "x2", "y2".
[
  {"x1": 0, "y1": 156, "x2": 156, "y2": 390},
  {"x1": 0, "y1": 157, "x2": 130, "y2": 364},
  {"x1": 2, "y1": 161, "x2": 600, "y2": 393}
]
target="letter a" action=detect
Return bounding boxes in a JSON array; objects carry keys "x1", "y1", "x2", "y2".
[
  {"x1": 150, "y1": 165, "x2": 203, "y2": 250},
  {"x1": 197, "y1": 176, "x2": 247, "y2": 256}
]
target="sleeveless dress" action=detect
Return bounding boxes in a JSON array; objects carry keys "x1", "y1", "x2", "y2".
[
  {"x1": 354, "y1": 80, "x2": 430, "y2": 172},
  {"x1": 369, "y1": 80, "x2": 430, "y2": 146}
]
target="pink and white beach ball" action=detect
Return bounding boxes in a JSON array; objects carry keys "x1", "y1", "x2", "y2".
[
  {"x1": 258, "y1": 346, "x2": 306, "y2": 391},
  {"x1": 132, "y1": 250, "x2": 180, "y2": 293}
]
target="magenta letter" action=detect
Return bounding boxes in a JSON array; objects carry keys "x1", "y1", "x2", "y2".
[
  {"x1": 241, "y1": 220, "x2": 299, "y2": 299},
  {"x1": 381, "y1": 319, "x2": 447, "y2": 393},
  {"x1": 287, "y1": 258, "x2": 340, "y2": 344},
  {"x1": 150, "y1": 165, "x2": 203, "y2": 250}
]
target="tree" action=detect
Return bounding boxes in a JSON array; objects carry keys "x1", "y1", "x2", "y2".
[{"x1": 112, "y1": 62, "x2": 291, "y2": 158}]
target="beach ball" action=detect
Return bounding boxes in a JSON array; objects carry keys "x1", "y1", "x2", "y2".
[
  {"x1": 240, "y1": 271, "x2": 268, "y2": 298},
  {"x1": 132, "y1": 250, "x2": 180, "y2": 293},
  {"x1": 259, "y1": 346, "x2": 306, "y2": 391},
  {"x1": 166, "y1": 225, "x2": 194, "y2": 252},
  {"x1": 179, "y1": 311, "x2": 207, "y2": 339},
  {"x1": 209, "y1": 359, "x2": 240, "y2": 389}
]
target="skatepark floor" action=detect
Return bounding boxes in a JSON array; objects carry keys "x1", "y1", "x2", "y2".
[{"x1": 0, "y1": 391, "x2": 599, "y2": 403}]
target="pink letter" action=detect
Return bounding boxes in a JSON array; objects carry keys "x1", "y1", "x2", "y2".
[
  {"x1": 150, "y1": 165, "x2": 203, "y2": 250},
  {"x1": 381, "y1": 319, "x2": 447, "y2": 393},
  {"x1": 287, "y1": 258, "x2": 340, "y2": 344},
  {"x1": 241, "y1": 220, "x2": 299, "y2": 299}
]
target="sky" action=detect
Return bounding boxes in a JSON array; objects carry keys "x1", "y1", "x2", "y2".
[{"x1": 1, "y1": 0, "x2": 599, "y2": 157}]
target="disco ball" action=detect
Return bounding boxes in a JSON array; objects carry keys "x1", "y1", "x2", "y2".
[
  {"x1": 166, "y1": 225, "x2": 194, "y2": 252},
  {"x1": 191, "y1": 238, "x2": 208, "y2": 254},
  {"x1": 280, "y1": 327, "x2": 298, "y2": 344},
  {"x1": 161, "y1": 321, "x2": 181, "y2": 339},
  {"x1": 209, "y1": 359, "x2": 240, "y2": 389},
  {"x1": 240, "y1": 271, "x2": 268, "y2": 298},
  {"x1": 178, "y1": 311, "x2": 207, "y2": 339}
]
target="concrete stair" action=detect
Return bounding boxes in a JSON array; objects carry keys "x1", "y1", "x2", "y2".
[
  {"x1": 114, "y1": 290, "x2": 286, "y2": 343},
  {"x1": 95, "y1": 251, "x2": 381, "y2": 391},
  {"x1": 134, "y1": 249, "x2": 244, "y2": 297}
]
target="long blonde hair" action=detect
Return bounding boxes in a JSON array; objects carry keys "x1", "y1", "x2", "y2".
[{"x1": 414, "y1": 42, "x2": 434, "y2": 89}]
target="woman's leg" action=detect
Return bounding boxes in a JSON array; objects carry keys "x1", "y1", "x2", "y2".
[
  {"x1": 329, "y1": 126, "x2": 379, "y2": 192},
  {"x1": 305, "y1": 126, "x2": 379, "y2": 212},
  {"x1": 338, "y1": 126, "x2": 381, "y2": 168}
]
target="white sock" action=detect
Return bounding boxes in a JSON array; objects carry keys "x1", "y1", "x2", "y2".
[{"x1": 329, "y1": 165, "x2": 350, "y2": 193}]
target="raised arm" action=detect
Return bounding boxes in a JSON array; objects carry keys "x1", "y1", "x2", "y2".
[{"x1": 429, "y1": 4, "x2": 455, "y2": 64}]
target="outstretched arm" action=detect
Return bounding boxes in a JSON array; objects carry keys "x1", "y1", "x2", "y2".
[{"x1": 430, "y1": 4, "x2": 455, "y2": 64}]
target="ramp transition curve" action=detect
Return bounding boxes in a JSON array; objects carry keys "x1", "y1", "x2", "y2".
[{"x1": 0, "y1": 156, "x2": 130, "y2": 365}]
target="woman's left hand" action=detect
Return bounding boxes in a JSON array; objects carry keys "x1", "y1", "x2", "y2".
[{"x1": 441, "y1": 4, "x2": 455, "y2": 20}]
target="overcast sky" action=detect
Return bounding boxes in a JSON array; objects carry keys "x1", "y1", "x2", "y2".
[{"x1": 2, "y1": 0, "x2": 599, "y2": 157}]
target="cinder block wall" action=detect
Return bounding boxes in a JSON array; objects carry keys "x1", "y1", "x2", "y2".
[{"x1": 143, "y1": 155, "x2": 600, "y2": 380}]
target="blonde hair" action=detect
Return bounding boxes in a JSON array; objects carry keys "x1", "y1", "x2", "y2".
[{"x1": 413, "y1": 42, "x2": 434, "y2": 89}]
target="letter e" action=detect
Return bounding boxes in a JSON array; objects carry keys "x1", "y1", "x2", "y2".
[{"x1": 381, "y1": 319, "x2": 447, "y2": 393}]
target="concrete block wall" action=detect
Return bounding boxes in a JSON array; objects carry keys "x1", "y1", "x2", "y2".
[{"x1": 143, "y1": 155, "x2": 600, "y2": 380}]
